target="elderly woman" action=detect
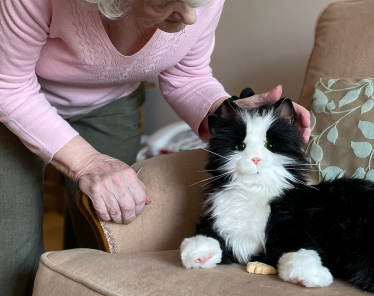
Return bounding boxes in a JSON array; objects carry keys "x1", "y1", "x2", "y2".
[{"x1": 0, "y1": 0, "x2": 310, "y2": 294}]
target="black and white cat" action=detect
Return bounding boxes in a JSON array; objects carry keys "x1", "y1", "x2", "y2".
[{"x1": 180, "y1": 89, "x2": 374, "y2": 292}]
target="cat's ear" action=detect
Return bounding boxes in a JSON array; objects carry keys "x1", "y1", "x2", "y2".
[
  {"x1": 208, "y1": 98, "x2": 240, "y2": 136},
  {"x1": 274, "y1": 98, "x2": 296, "y2": 125},
  {"x1": 212, "y1": 98, "x2": 240, "y2": 119},
  {"x1": 239, "y1": 87, "x2": 255, "y2": 99},
  {"x1": 220, "y1": 97, "x2": 240, "y2": 118}
]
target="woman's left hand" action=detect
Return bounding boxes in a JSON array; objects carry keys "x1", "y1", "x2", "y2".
[{"x1": 234, "y1": 85, "x2": 311, "y2": 143}]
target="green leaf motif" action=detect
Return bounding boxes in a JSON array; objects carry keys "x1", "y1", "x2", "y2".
[
  {"x1": 366, "y1": 170, "x2": 374, "y2": 182},
  {"x1": 312, "y1": 89, "x2": 328, "y2": 113},
  {"x1": 361, "y1": 100, "x2": 374, "y2": 114},
  {"x1": 310, "y1": 111, "x2": 316, "y2": 132},
  {"x1": 326, "y1": 101, "x2": 335, "y2": 111},
  {"x1": 365, "y1": 83, "x2": 374, "y2": 98},
  {"x1": 356, "y1": 78, "x2": 372, "y2": 86},
  {"x1": 351, "y1": 141, "x2": 372, "y2": 158},
  {"x1": 352, "y1": 167, "x2": 366, "y2": 179},
  {"x1": 358, "y1": 120, "x2": 374, "y2": 139},
  {"x1": 310, "y1": 142, "x2": 323, "y2": 163},
  {"x1": 322, "y1": 166, "x2": 345, "y2": 181},
  {"x1": 328, "y1": 79, "x2": 339, "y2": 88},
  {"x1": 339, "y1": 88, "x2": 361, "y2": 107},
  {"x1": 305, "y1": 156, "x2": 312, "y2": 164},
  {"x1": 327, "y1": 126, "x2": 338, "y2": 144}
]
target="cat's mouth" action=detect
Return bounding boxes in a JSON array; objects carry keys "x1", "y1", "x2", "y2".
[
  {"x1": 237, "y1": 162, "x2": 262, "y2": 176},
  {"x1": 238, "y1": 168, "x2": 260, "y2": 176},
  {"x1": 249, "y1": 167, "x2": 265, "y2": 176}
]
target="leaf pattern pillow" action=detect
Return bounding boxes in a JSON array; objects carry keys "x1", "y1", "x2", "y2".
[{"x1": 306, "y1": 78, "x2": 374, "y2": 184}]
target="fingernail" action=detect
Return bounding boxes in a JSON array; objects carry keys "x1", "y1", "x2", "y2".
[{"x1": 145, "y1": 196, "x2": 151, "y2": 205}]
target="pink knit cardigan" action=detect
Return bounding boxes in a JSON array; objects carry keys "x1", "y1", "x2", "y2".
[{"x1": 0, "y1": 0, "x2": 228, "y2": 162}]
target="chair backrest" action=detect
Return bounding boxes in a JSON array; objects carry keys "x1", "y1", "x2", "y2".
[
  {"x1": 299, "y1": 0, "x2": 374, "y2": 108},
  {"x1": 77, "y1": 0, "x2": 374, "y2": 254},
  {"x1": 77, "y1": 149, "x2": 210, "y2": 254}
]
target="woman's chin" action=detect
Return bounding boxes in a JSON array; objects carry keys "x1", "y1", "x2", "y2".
[{"x1": 155, "y1": 21, "x2": 187, "y2": 33}]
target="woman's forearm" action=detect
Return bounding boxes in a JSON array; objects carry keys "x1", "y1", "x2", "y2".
[{"x1": 50, "y1": 135, "x2": 100, "y2": 182}]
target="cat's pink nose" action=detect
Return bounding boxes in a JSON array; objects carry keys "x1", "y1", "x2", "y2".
[{"x1": 252, "y1": 157, "x2": 261, "y2": 165}]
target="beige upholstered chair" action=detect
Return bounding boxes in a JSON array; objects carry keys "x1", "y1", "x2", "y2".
[
  {"x1": 33, "y1": 150, "x2": 365, "y2": 296},
  {"x1": 33, "y1": 1, "x2": 374, "y2": 295}
]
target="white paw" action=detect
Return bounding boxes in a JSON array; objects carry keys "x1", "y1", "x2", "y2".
[
  {"x1": 180, "y1": 235, "x2": 222, "y2": 269},
  {"x1": 277, "y1": 249, "x2": 333, "y2": 288}
]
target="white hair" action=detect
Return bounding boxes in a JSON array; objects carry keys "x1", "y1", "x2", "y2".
[{"x1": 85, "y1": 0, "x2": 208, "y2": 20}]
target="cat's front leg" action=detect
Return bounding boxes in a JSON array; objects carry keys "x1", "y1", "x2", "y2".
[
  {"x1": 277, "y1": 249, "x2": 333, "y2": 288},
  {"x1": 180, "y1": 235, "x2": 222, "y2": 269}
]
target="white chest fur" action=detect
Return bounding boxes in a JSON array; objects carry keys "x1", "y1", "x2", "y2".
[{"x1": 209, "y1": 184, "x2": 274, "y2": 264}]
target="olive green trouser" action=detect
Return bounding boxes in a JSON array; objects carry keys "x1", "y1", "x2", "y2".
[{"x1": 0, "y1": 84, "x2": 144, "y2": 296}]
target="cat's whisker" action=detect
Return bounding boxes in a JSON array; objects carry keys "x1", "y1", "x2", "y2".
[
  {"x1": 201, "y1": 176, "x2": 229, "y2": 187},
  {"x1": 285, "y1": 166, "x2": 320, "y2": 169},
  {"x1": 201, "y1": 172, "x2": 232, "y2": 187},
  {"x1": 189, "y1": 171, "x2": 233, "y2": 187},
  {"x1": 202, "y1": 148, "x2": 231, "y2": 161},
  {"x1": 287, "y1": 168, "x2": 320, "y2": 172},
  {"x1": 283, "y1": 175, "x2": 319, "y2": 191},
  {"x1": 283, "y1": 165, "x2": 318, "y2": 168},
  {"x1": 284, "y1": 164, "x2": 320, "y2": 166},
  {"x1": 189, "y1": 174, "x2": 223, "y2": 187}
]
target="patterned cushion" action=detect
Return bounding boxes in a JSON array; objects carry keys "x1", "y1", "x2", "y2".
[{"x1": 306, "y1": 78, "x2": 374, "y2": 184}]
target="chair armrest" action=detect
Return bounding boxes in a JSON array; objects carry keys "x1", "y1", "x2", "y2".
[
  {"x1": 76, "y1": 191, "x2": 110, "y2": 252},
  {"x1": 76, "y1": 149, "x2": 210, "y2": 254}
]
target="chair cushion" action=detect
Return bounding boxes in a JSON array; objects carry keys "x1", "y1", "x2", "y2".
[
  {"x1": 298, "y1": 0, "x2": 374, "y2": 110},
  {"x1": 305, "y1": 78, "x2": 374, "y2": 184},
  {"x1": 33, "y1": 249, "x2": 366, "y2": 296}
]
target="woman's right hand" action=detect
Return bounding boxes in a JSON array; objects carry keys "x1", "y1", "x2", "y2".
[
  {"x1": 51, "y1": 136, "x2": 150, "y2": 224},
  {"x1": 74, "y1": 153, "x2": 151, "y2": 224}
]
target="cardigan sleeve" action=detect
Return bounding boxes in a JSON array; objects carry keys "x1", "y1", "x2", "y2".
[
  {"x1": 158, "y1": 0, "x2": 229, "y2": 136},
  {"x1": 0, "y1": 0, "x2": 78, "y2": 163}
]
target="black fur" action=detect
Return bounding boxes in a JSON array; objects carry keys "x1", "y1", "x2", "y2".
[
  {"x1": 190, "y1": 90, "x2": 374, "y2": 293},
  {"x1": 265, "y1": 178, "x2": 374, "y2": 292}
]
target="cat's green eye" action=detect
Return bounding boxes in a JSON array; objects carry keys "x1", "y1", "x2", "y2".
[
  {"x1": 264, "y1": 141, "x2": 274, "y2": 151},
  {"x1": 235, "y1": 142, "x2": 246, "y2": 151}
]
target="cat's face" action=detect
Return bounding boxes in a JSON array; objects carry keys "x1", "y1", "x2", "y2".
[{"x1": 206, "y1": 98, "x2": 307, "y2": 191}]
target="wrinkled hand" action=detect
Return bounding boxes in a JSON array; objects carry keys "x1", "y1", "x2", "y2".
[
  {"x1": 74, "y1": 153, "x2": 150, "y2": 224},
  {"x1": 234, "y1": 85, "x2": 311, "y2": 143}
]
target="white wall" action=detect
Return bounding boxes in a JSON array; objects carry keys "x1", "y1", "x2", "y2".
[
  {"x1": 145, "y1": 0, "x2": 345, "y2": 134},
  {"x1": 211, "y1": 0, "x2": 345, "y2": 100}
]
